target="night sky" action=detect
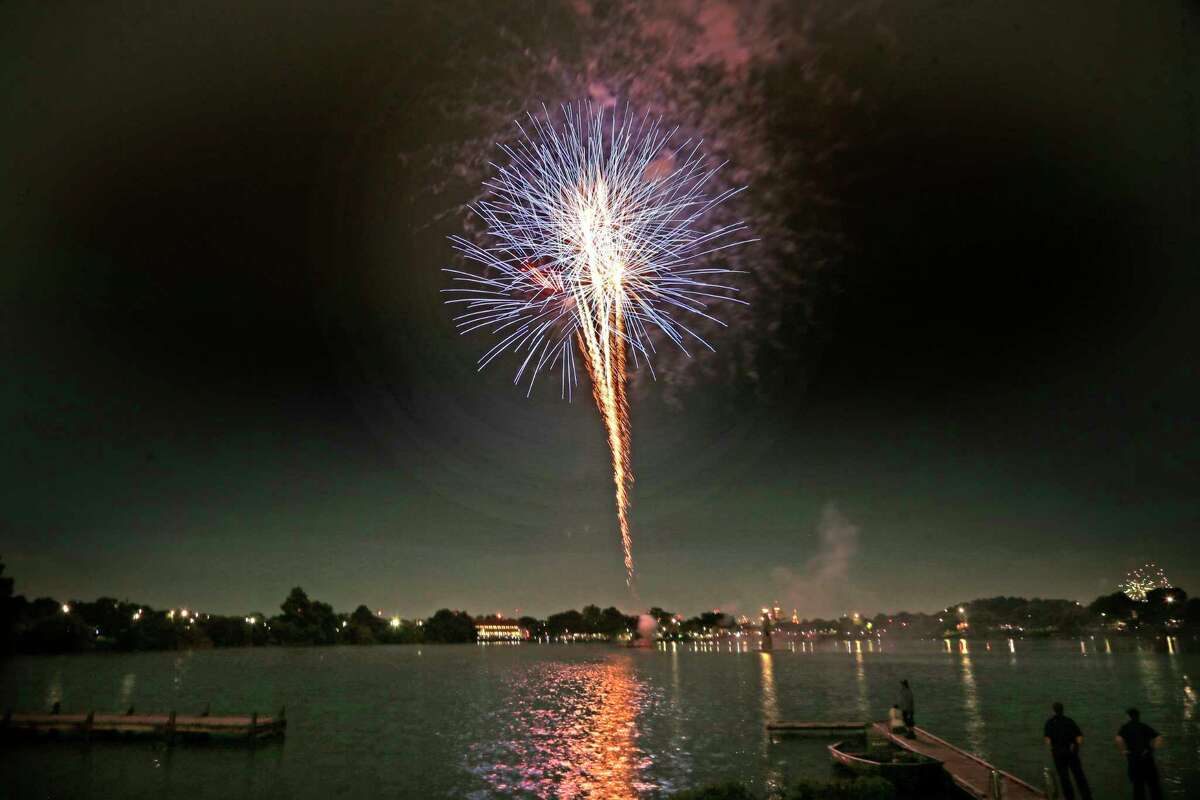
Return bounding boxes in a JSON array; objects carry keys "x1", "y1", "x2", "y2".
[{"x1": 3, "y1": 1, "x2": 1197, "y2": 619}]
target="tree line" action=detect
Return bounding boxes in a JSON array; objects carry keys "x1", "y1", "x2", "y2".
[{"x1": 1, "y1": 558, "x2": 1196, "y2": 656}]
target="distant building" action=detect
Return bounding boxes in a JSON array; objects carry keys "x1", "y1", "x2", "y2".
[{"x1": 474, "y1": 616, "x2": 526, "y2": 642}]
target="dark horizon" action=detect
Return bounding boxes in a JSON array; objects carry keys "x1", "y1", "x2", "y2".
[{"x1": 3, "y1": 1, "x2": 1198, "y2": 620}]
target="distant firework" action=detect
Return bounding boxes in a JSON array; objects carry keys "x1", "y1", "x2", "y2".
[
  {"x1": 446, "y1": 103, "x2": 751, "y2": 587},
  {"x1": 1121, "y1": 563, "x2": 1170, "y2": 602}
]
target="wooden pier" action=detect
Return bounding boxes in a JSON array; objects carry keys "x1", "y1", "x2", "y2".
[
  {"x1": 2, "y1": 707, "x2": 286, "y2": 744},
  {"x1": 873, "y1": 723, "x2": 1045, "y2": 799},
  {"x1": 767, "y1": 720, "x2": 867, "y2": 734}
]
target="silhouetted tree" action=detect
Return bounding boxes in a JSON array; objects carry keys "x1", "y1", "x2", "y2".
[
  {"x1": 423, "y1": 609, "x2": 475, "y2": 643},
  {"x1": 347, "y1": 604, "x2": 384, "y2": 644},
  {"x1": 281, "y1": 587, "x2": 311, "y2": 622},
  {"x1": 1088, "y1": 591, "x2": 1138, "y2": 621},
  {"x1": 599, "y1": 606, "x2": 633, "y2": 637},
  {"x1": 581, "y1": 604, "x2": 603, "y2": 633},
  {"x1": 648, "y1": 607, "x2": 675, "y2": 625},
  {"x1": 546, "y1": 609, "x2": 585, "y2": 638}
]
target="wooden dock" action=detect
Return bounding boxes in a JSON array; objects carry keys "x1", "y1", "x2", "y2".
[
  {"x1": 2, "y1": 708, "x2": 286, "y2": 744},
  {"x1": 873, "y1": 723, "x2": 1045, "y2": 799},
  {"x1": 767, "y1": 720, "x2": 866, "y2": 734}
]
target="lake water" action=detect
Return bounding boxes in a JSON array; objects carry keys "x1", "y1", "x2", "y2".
[{"x1": 2, "y1": 639, "x2": 1197, "y2": 798}]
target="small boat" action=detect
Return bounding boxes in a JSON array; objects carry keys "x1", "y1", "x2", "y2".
[{"x1": 829, "y1": 739, "x2": 945, "y2": 791}]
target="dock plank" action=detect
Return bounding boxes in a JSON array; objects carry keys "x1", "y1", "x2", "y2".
[{"x1": 873, "y1": 723, "x2": 1044, "y2": 799}]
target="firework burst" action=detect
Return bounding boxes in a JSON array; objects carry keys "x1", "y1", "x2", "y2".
[
  {"x1": 1121, "y1": 563, "x2": 1170, "y2": 602},
  {"x1": 446, "y1": 102, "x2": 753, "y2": 587}
]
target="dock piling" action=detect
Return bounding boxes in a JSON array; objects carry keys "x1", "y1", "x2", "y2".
[{"x1": 989, "y1": 768, "x2": 1003, "y2": 799}]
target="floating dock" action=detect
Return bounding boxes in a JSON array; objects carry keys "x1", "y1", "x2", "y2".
[
  {"x1": 2, "y1": 708, "x2": 286, "y2": 744},
  {"x1": 873, "y1": 723, "x2": 1045, "y2": 799},
  {"x1": 767, "y1": 720, "x2": 867, "y2": 734}
]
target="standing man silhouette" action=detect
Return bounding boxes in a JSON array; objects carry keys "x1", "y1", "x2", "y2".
[
  {"x1": 1117, "y1": 708, "x2": 1163, "y2": 800},
  {"x1": 897, "y1": 680, "x2": 915, "y2": 738},
  {"x1": 1043, "y1": 702, "x2": 1092, "y2": 800}
]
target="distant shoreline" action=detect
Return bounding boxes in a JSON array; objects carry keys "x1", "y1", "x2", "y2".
[{"x1": 3, "y1": 561, "x2": 1195, "y2": 657}]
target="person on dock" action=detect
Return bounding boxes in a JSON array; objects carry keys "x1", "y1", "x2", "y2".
[
  {"x1": 897, "y1": 680, "x2": 915, "y2": 738},
  {"x1": 1116, "y1": 708, "x2": 1163, "y2": 800},
  {"x1": 1043, "y1": 701, "x2": 1092, "y2": 800}
]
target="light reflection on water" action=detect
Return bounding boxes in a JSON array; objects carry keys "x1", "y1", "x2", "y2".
[
  {"x1": 118, "y1": 672, "x2": 137, "y2": 707},
  {"x1": 1138, "y1": 646, "x2": 1167, "y2": 706},
  {"x1": 759, "y1": 653, "x2": 783, "y2": 793},
  {"x1": 852, "y1": 650, "x2": 869, "y2": 720},
  {"x1": 468, "y1": 656, "x2": 652, "y2": 799},
  {"x1": 957, "y1": 643, "x2": 986, "y2": 757}
]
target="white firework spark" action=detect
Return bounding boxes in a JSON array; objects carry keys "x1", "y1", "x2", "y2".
[
  {"x1": 446, "y1": 102, "x2": 751, "y2": 394},
  {"x1": 445, "y1": 102, "x2": 753, "y2": 586}
]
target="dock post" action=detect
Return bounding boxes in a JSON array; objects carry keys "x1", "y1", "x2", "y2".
[
  {"x1": 84, "y1": 710, "x2": 94, "y2": 742},
  {"x1": 988, "y1": 768, "x2": 1004, "y2": 799},
  {"x1": 3, "y1": 709, "x2": 11, "y2": 730},
  {"x1": 249, "y1": 712, "x2": 258, "y2": 743},
  {"x1": 166, "y1": 710, "x2": 176, "y2": 746}
]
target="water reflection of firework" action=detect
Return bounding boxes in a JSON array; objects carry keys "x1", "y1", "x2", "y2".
[
  {"x1": 1121, "y1": 563, "x2": 1169, "y2": 602},
  {"x1": 469, "y1": 658, "x2": 652, "y2": 799},
  {"x1": 447, "y1": 104, "x2": 750, "y2": 586}
]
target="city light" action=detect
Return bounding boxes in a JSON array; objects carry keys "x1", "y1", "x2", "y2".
[
  {"x1": 390, "y1": 617, "x2": 401, "y2": 629},
  {"x1": 61, "y1": 604, "x2": 70, "y2": 614}
]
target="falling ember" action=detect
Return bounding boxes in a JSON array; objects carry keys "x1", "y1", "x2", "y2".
[{"x1": 446, "y1": 102, "x2": 753, "y2": 587}]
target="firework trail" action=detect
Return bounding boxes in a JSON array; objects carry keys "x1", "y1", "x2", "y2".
[{"x1": 446, "y1": 103, "x2": 752, "y2": 587}]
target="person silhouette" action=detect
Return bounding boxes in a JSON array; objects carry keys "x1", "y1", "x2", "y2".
[
  {"x1": 897, "y1": 680, "x2": 915, "y2": 738},
  {"x1": 1117, "y1": 708, "x2": 1163, "y2": 800},
  {"x1": 1043, "y1": 702, "x2": 1092, "y2": 800}
]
